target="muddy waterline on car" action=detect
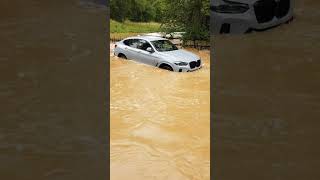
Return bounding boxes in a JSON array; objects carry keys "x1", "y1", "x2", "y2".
[{"x1": 110, "y1": 48, "x2": 210, "y2": 180}]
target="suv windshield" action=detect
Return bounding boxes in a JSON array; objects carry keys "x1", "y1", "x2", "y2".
[{"x1": 151, "y1": 40, "x2": 178, "y2": 52}]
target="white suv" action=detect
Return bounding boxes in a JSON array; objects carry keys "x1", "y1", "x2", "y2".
[
  {"x1": 114, "y1": 36, "x2": 202, "y2": 72},
  {"x1": 211, "y1": 0, "x2": 294, "y2": 34}
]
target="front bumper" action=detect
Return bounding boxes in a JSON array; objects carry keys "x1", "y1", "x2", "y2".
[
  {"x1": 173, "y1": 62, "x2": 202, "y2": 72},
  {"x1": 212, "y1": 0, "x2": 294, "y2": 34},
  {"x1": 176, "y1": 65, "x2": 202, "y2": 72}
]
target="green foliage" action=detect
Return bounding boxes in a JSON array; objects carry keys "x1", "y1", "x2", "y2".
[
  {"x1": 110, "y1": 0, "x2": 128, "y2": 22},
  {"x1": 110, "y1": 0, "x2": 165, "y2": 22},
  {"x1": 109, "y1": 0, "x2": 210, "y2": 41},
  {"x1": 110, "y1": 20, "x2": 161, "y2": 33},
  {"x1": 161, "y1": 0, "x2": 210, "y2": 41}
]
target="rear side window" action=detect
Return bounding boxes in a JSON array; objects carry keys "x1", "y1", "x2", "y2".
[
  {"x1": 123, "y1": 39, "x2": 139, "y2": 48},
  {"x1": 123, "y1": 39, "x2": 131, "y2": 46}
]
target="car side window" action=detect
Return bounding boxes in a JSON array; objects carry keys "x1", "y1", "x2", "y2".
[
  {"x1": 123, "y1": 39, "x2": 140, "y2": 48},
  {"x1": 130, "y1": 39, "x2": 140, "y2": 48},
  {"x1": 123, "y1": 39, "x2": 131, "y2": 46},
  {"x1": 137, "y1": 39, "x2": 153, "y2": 51}
]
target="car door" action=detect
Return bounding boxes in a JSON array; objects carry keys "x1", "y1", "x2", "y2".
[
  {"x1": 135, "y1": 39, "x2": 158, "y2": 66},
  {"x1": 123, "y1": 39, "x2": 140, "y2": 60}
]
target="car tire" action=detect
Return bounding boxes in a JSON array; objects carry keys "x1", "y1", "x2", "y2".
[
  {"x1": 159, "y1": 64, "x2": 173, "y2": 71},
  {"x1": 118, "y1": 53, "x2": 127, "y2": 59}
]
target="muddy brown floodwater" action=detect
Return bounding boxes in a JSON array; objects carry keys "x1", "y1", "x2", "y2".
[
  {"x1": 110, "y1": 48, "x2": 210, "y2": 180},
  {"x1": 1, "y1": 1, "x2": 108, "y2": 179},
  {"x1": 213, "y1": 0, "x2": 320, "y2": 179}
]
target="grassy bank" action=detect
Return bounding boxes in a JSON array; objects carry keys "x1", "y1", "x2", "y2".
[
  {"x1": 110, "y1": 20, "x2": 161, "y2": 40},
  {"x1": 110, "y1": 20, "x2": 161, "y2": 33}
]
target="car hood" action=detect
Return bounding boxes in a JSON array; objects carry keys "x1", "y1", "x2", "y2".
[{"x1": 159, "y1": 49, "x2": 200, "y2": 63}]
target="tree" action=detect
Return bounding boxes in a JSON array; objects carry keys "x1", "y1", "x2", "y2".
[
  {"x1": 110, "y1": 0, "x2": 165, "y2": 22},
  {"x1": 109, "y1": 0, "x2": 210, "y2": 41},
  {"x1": 110, "y1": 0, "x2": 128, "y2": 22},
  {"x1": 161, "y1": 0, "x2": 210, "y2": 41}
]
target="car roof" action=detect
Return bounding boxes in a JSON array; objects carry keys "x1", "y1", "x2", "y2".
[{"x1": 124, "y1": 36, "x2": 167, "y2": 41}]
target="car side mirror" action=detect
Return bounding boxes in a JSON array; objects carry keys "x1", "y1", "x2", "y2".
[{"x1": 146, "y1": 47, "x2": 154, "y2": 53}]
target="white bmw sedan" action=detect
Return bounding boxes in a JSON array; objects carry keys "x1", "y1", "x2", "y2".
[
  {"x1": 211, "y1": 0, "x2": 293, "y2": 34},
  {"x1": 113, "y1": 36, "x2": 202, "y2": 72}
]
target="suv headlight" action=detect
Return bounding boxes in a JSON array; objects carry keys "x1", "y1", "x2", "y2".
[
  {"x1": 174, "y1": 61, "x2": 188, "y2": 66},
  {"x1": 211, "y1": 0, "x2": 249, "y2": 14}
]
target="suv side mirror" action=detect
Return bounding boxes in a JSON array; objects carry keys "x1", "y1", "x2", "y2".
[{"x1": 146, "y1": 47, "x2": 154, "y2": 53}]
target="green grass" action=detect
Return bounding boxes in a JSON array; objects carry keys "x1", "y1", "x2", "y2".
[
  {"x1": 110, "y1": 20, "x2": 162, "y2": 41},
  {"x1": 110, "y1": 19, "x2": 161, "y2": 33}
]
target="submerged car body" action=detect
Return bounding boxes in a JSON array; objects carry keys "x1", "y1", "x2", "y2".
[
  {"x1": 211, "y1": 0, "x2": 294, "y2": 34},
  {"x1": 113, "y1": 36, "x2": 202, "y2": 72}
]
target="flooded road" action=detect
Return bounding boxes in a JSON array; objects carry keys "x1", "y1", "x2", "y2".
[
  {"x1": 110, "y1": 49, "x2": 210, "y2": 179},
  {"x1": 213, "y1": 0, "x2": 320, "y2": 179}
]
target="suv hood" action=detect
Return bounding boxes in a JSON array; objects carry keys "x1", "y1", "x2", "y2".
[{"x1": 159, "y1": 49, "x2": 200, "y2": 63}]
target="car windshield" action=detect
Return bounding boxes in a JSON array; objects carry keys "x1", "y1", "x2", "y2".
[{"x1": 151, "y1": 40, "x2": 178, "y2": 52}]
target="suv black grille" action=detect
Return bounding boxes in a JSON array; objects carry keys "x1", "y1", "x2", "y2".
[
  {"x1": 189, "y1": 61, "x2": 196, "y2": 69},
  {"x1": 189, "y1": 60, "x2": 201, "y2": 69},
  {"x1": 276, "y1": 0, "x2": 290, "y2": 18},
  {"x1": 254, "y1": 0, "x2": 290, "y2": 24},
  {"x1": 196, "y1": 60, "x2": 201, "y2": 67},
  {"x1": 254, "y1": 0, "x2": 276, "y2": 23}
]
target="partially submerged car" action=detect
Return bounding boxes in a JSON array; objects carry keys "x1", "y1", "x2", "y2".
[
  {"x1": 114, "y1": 36, "x2": 202, "y2": 72},
  {"x1": 211, "y1": 0, "x2": 294, "y2": 34}
]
